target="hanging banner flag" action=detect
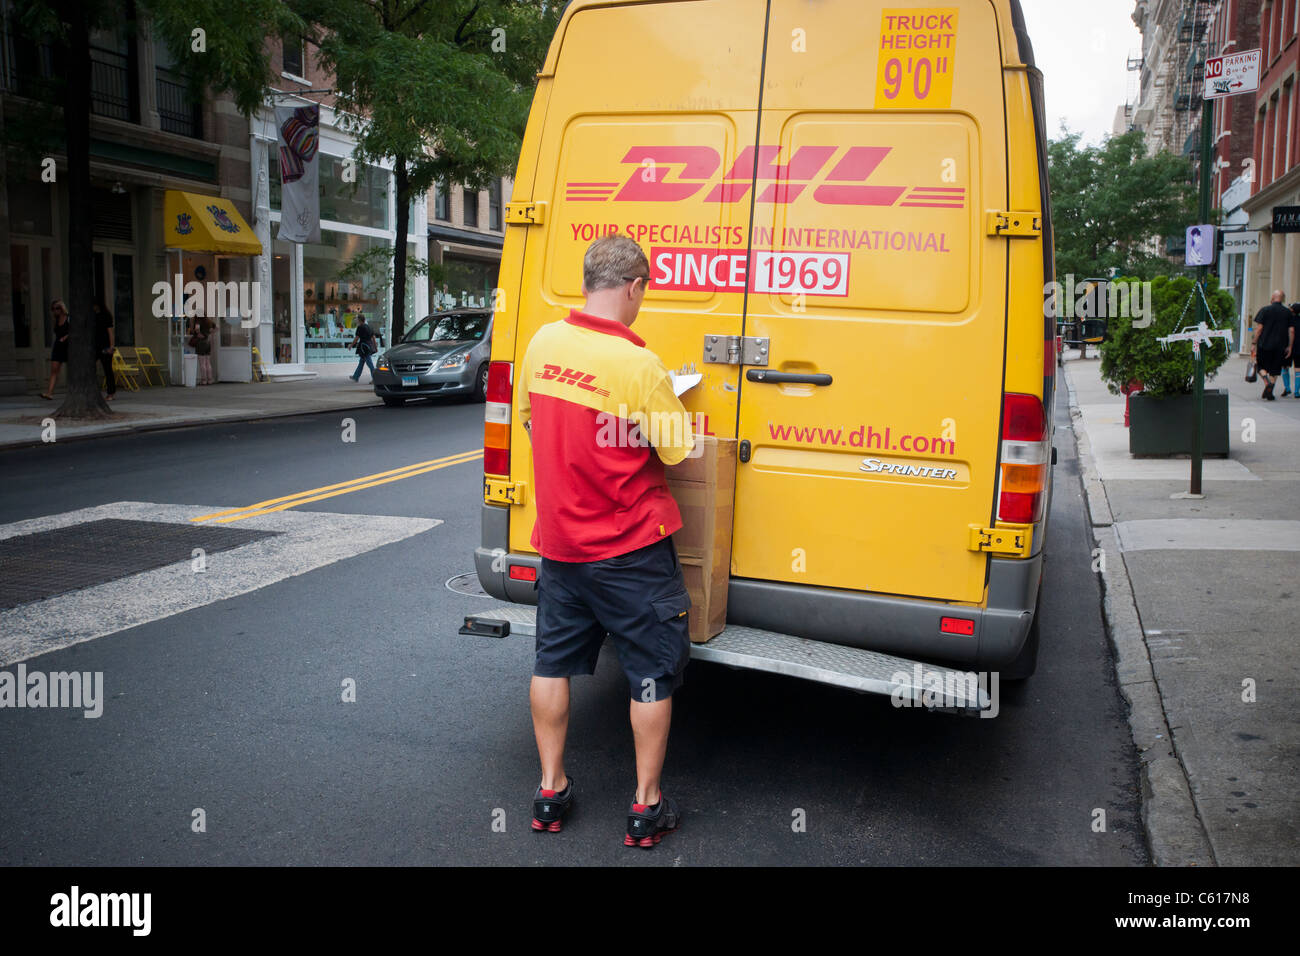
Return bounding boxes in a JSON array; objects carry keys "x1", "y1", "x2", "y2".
[{"x1": 275, "y1": 104, "x2": 320, "y2": 243}]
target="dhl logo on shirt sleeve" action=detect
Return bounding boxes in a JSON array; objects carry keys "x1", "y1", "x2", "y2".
[{"x1": 534, "y1": 363, "x2": 611, "y2": 398}]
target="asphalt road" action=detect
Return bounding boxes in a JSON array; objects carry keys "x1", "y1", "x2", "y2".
[{"x1": 0, "y1": 392, "x2": 1148, "y2": 866}]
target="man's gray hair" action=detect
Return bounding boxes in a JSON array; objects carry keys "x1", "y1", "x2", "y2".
[{"x1": 583, "y1": 234, "x2": 649, "y2": 292}]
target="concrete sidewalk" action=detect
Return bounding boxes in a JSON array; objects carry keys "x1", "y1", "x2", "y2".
[
  {"x1": 1064, "y1": 351, "x2": 1300, "y2": 867},
  {"x1": 0, "y1": 363, "x2": 381, "y2": 450}
]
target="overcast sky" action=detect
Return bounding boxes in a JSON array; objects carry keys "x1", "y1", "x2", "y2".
[{"x1": 1021, "y1": 0, "x2": 1143, "y2": 145}]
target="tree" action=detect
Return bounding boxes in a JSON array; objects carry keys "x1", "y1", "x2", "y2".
[
  {"x1": 9, "y1": 0, "x2": 302, "y2": 418},
  {"x1": 1048, "y1": 128, "x2": 1196, "y2": 281},
  {"x1": 297, "y1": 0, "x2": 560, "y2": 340},
  {"x1": 1099, "y1": 275, "x2": 1236, "y2": 397},
  {"x1": 8, "y1": 0, "x2": 118, "y2": 418}
]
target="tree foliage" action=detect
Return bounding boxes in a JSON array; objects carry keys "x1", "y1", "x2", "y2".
[
  {"x1": 1048, "y1": 128, "x2": 1196, "y2": 281},
  {"x1": 1099, "y1": 275, "x2": 1237, "y2": 398},
  {"x1": 293, "y1": 0, "x2": 561, "y2": 337}
]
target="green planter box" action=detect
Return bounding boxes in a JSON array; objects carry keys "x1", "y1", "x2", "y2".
[{"x1": 1129, "y1": 390, "x2": 1229, "y2": 457}]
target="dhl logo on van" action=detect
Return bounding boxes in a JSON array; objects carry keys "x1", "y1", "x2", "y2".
[{"x1": 564, "y1": 146, "x2": 964, "y2": 209}]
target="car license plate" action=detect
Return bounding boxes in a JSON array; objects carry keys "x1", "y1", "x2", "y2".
[{"x1": 401, "y1": 375, "x2": 419, "y2": 387}]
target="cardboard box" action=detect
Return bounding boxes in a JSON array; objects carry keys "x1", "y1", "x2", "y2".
[{"x1": 666, "y1": 437, "x2": 736, "y2": 643}]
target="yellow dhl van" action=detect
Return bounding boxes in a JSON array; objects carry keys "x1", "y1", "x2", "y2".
[{"x1": 469, "y1": 0, "x2": 1055, "y2": 707}]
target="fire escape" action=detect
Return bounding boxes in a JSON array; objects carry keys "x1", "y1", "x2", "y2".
[{"x1": 1172, "y1": 0, "x2": 1217, "y2": 157}]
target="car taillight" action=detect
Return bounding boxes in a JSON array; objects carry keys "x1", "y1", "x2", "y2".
[
  {"x1": 997, "y1": 393, "x2": 1048, "y2": 524},
  {"x1": 484, "y1": 361, "x2": 512, "y2": 476}
]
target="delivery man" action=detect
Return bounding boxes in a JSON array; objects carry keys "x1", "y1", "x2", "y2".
[{"x1": 520, "y1": 234, "x2": 695, "y2": 848}]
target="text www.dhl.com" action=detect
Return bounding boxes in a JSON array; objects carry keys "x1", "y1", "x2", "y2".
[{"x1": 768, "y1": 423, "x2": 956, "y2": 455}]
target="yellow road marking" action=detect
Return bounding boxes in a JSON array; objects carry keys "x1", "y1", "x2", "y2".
[{"x1": 192, "y1": 449, "x2": 483, "y2": 524}]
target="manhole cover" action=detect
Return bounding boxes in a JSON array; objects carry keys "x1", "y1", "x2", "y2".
[
  {"x1": 0, "y1": 518, "x2": 278, "y2": 610},
  {"x1": 445, "y1": 572, "x2": 490, "y2": 597}
]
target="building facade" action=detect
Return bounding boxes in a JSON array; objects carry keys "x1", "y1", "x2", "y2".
[
  {"x1": 1241, "y1": 0, "x2": 1300, "y2": 325},
  {"x1": 253, "y1": 37, "x2": 428, "y2": 366},
  {"x1": 1, "y1": 1, "x2": 258, "y2": 392},
  {"x1": 427, "y1": 176, "x2": 512, "y2": 315}
]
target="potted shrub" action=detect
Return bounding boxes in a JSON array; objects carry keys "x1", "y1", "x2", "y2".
[{"x1": 1099, "y1": 275, "x2": 1235, "y2": 457}]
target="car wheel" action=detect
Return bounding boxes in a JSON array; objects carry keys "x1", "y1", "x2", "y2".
[
  {"x1": 382, "y1": 396, "x2": 405, "y2": 407},
  {"x1": 474, "y1": 362, "x2": 489, "y2": 402}
]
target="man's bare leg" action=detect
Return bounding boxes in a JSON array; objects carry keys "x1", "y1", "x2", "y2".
[
  {"x1": 629, "y1": 697, "x2": 672, "y2": 805},
  {"x1": 530, "y1": 675, "x2": 570, "y2": 791}
]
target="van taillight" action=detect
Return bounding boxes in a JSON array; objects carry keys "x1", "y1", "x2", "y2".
[
  {"x1": 997, "y1": 393, "x2": 1048, "y2": 524},
  {"x1": 484, "y1": 361, "x2": 513, "y2": 476}
]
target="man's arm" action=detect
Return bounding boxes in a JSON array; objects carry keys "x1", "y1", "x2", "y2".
[{"x1": 637, "y1": 361, "x2": 695, "y2": 466}]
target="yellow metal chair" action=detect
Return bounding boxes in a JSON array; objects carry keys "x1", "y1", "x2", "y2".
[
  {"x1": 111, "y1": 351, "x2": 141, "y2": 391},
  {"x1": 251, "y1": 347, "x2": 268, "y2": 382},
  {"x1": 133, "y1": 346, "x2": 167, "y2": 386}
]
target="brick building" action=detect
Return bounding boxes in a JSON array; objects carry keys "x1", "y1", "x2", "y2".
[{"x1": 1241, "y1": 0, "x2": 1300, "y2": 324}]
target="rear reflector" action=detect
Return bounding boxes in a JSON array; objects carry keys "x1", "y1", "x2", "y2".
[
  {"x1": 941, "y1": 616, "x2": 975, "y2": 636},
  {"x1": 484, "y1": 362, "x2": 513, "y2": 477},
  {"x1": 997, "y1": 393, "x2": 1047, "y2": 524},
  {"x1": 509, "y1": 565, "x2": 537, "y2": 582}
]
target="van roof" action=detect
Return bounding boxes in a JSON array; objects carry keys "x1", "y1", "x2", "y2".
[{"x1": 541, "y1": 0, "x2": 1036, "y2": 76}]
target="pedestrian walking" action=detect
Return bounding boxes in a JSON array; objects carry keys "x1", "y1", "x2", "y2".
[
  {"x1": 188, "y1": 316, "x2": 215, "y2": 385},
  {"x1": 1290, "y1": 303, "x2": 1300, "y2": 399},
  {"x1": 1250, "y1": 290, "x2": 1294, "y2": 400},
  {"x1": 520, "y1": 234, "x2": 695, "y2": 849},
  {"x1": 93, "y1": 297, "x2": 116, "y2": 401},
  {"x1": 40, "y1": 298, "x2": 70, "y2": 400},
  {"x1": 348, "y1": 312, "x2": 377, "y2": 383}
]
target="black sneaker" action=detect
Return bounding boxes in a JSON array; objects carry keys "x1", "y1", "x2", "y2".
[
  {"x1": 531, "y1": 777, "x2": 574, "y2": 832},
  {"x1": 1283, "y1": 388, "x2": 1293, "y2": 397},
  {"x1": 624, "y1": 793, "x2": 680, "y2": 848}
]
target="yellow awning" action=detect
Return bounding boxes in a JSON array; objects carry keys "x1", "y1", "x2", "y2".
[{"x1": 163, "y1": 190, "x2": 263, "y2": 255}]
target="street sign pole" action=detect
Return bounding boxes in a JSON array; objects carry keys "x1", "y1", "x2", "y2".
[{"x1": 1192, "y1": 94, "x2": 1214, "y2": 496}]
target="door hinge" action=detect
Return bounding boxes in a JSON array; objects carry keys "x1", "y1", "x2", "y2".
[
  {"x1": 484, "y1": 477, "x2": 527, "y2": 505},
  {"x1": 504, "y1": 201, "x2": 547, "y2": 225},
  {"x1": 986, "y1": 211, "x2": 1042, "y2": 238},
  {"x1": 969, "y1": 524, "x2": 1032, "y2": 557},
  {"x1": 703, "y1": 334, "x2": 769, "y2": 366}
]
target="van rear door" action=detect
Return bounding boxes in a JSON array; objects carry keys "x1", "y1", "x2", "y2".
[
  {"x1": 506, "y1": 0, "x2": 766, "y2": 556},
  {"x1": 729, "y1": 0, "x2": 1010, "y2": 604}
]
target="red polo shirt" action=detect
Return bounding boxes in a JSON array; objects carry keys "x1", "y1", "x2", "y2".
[{"x1": 519, "y1": 309, "x2": 695, "y2": 562}]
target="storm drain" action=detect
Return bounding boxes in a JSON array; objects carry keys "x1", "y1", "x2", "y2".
[
  {"x1": 445, "y1": 572, "x2": 490, "y2": 597},
  {"x1": 0, "y1": 518, "x2": 279, "y2": 610}
]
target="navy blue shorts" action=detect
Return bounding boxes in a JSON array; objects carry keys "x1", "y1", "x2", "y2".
[{"x1": 534, "y1": 537, "x2": 691, "y2": 702}]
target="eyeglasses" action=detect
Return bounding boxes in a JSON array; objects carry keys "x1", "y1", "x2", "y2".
[
  {"x1": 621, "y1": 275, "x2": 650, "y2": 288},
  {"x1": 51, "y1": 306, "x2": 66, "y2": 314}
]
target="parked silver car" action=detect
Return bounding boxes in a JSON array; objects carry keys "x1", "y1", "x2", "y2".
[{"x1": 373, "y1": 309, "x2": 493, "y2": 406}]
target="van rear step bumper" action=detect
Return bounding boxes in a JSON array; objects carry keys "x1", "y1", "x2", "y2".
[{"x1": 459, "y1": 606, "x2": 995, "y2": 715}]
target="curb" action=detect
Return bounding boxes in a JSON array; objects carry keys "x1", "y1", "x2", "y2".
[
  {"x1": 0, "y1": 397, "x2": 383, "y2": 452},
  {"x1": 1062, "y1": 362, "x2": 1216, "y2": 867}
]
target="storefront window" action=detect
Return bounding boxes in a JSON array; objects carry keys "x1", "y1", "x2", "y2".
[
  {"x1": 267, "y1": 145, "x2": 391, "y2": 230},
  {"x1": 300, "y1": 230, "x2": 390, "y2": 362},
  {"x1": 437, "y1": 256, "x2": 498, "y2": 310}
]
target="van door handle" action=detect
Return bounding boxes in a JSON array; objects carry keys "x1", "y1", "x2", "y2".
[{"x1": 745, "y1": 369, "x2": 832, "y2": 386}]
